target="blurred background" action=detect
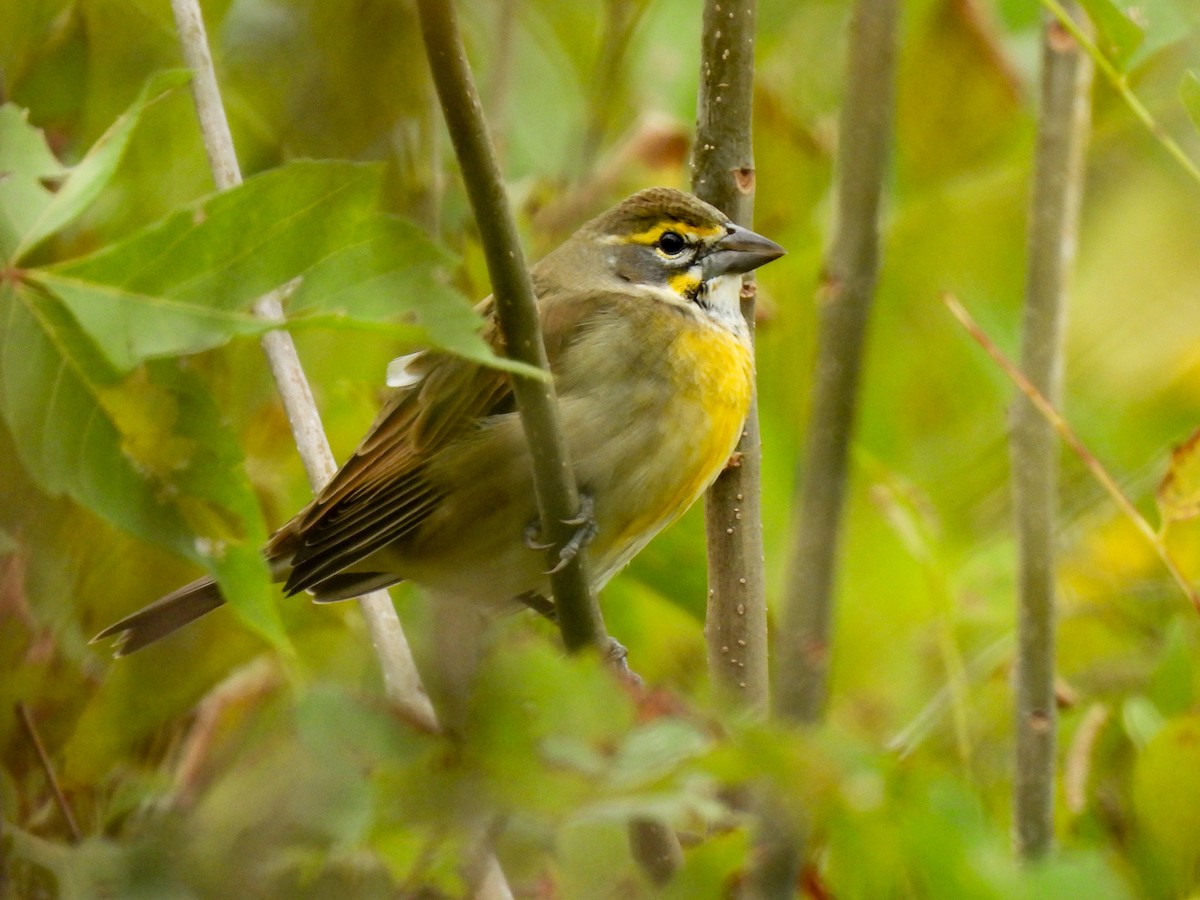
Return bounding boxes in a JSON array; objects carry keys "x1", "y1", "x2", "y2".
[{"x1": 3, "y1": 0, "x2": 1200, "y2": 895}]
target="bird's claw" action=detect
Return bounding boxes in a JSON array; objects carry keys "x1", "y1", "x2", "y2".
[
  {"x1": 523, "y1": 520, "x2": 555, "y2": 551},
  {"x1": 525, "y1": 494, "x2": 598, "y2": 574},
  {"x1": 604, "y1": 637, "x2": 642, "y2": 686},
  {"x1": 545, "y1": 494, "x2": 597, "y2": 574}
]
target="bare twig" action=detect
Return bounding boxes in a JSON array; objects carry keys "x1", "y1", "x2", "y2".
[
  {"x1": 776, "y1": 0, "x2": 899, "y2": 723},
  {"x1": 692, "y1": 0, "x2": 769, "y2": 717},
  {"x1": 15, "y1": 703, "x2": 81, "y2": 843},
  {"x1": 172, "y1": 656, "x2": 281, "y2": 802},
  {"x1": 1065, "y1": 702, "x2": 1110, "y2": 816},
  {"x1": 169, "y1": 0, "x2": 438, "y2": 733},
  {"x1": 1010, "y1": 6, "x2": 1093, "y2": 861},
  {"x1": 692, "y1": 0, "x2": 784, "y2": 893},
  {"x1": 414, "y1": 0, "x2": 605, "y2": 654},
  {"x1": 945, "y1": 294, "x2": 1199, "y2": 614},
  {"x1": 172, "y1": 2, "x2": 512, "y2": 894}
]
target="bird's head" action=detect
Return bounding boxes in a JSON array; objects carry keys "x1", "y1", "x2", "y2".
[{"x1": 540, "y1": 187, "x2": 785, "y2": 324}]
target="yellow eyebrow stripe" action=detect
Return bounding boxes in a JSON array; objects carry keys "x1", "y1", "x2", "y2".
[{"x1": 625, "y1": 222, "x2": 725, "y2": 245}]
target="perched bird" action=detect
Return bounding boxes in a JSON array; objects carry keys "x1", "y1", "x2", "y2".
[{"x1": 95, "y1": 188, "x2": 784, "y2": 655}]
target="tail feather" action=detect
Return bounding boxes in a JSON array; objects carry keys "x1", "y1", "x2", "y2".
[{"x1": 92, "y1": 576, "x2": 225, "y2": 656}]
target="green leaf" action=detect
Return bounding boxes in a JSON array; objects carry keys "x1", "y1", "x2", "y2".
[
  {"x1": 38, "y1": 160, "x2": 383, "y2": 370},
  {"x1": 14, "y1": 69, "x2": 192, "y2": 261},
  {"x1": 608, "y1": 719, "x2": 712, "y2": 789},
  {"x1": 30, "y1": 273, "x2": 271, "y2": 373},
  {"x1": 1122, "y1": 695, "x2": 1165, "y2": 749},
  {"x1": 0, "y1": 282, "x2": 285, "y2": 650},
  {"x1": 142, "y1": 360, "x2": 284, "y2": 650},
  {"x1": 662, "y1": 829, "x2": 751, "y2": 900},
  {"x1": 1133, "y1": 715, "x2": 1200, "y2": 883},
  {"x1": 285, "y1": 215, "x2": 547, "y2": 377},
  {"x1": 1181, "y1": 70, "x2": 1200, "y2": 138},
  {"x1": 0, "y1": 104, "x2": 66, "y2": 261},
  {"x1": 1076, "y1": 0, "x2": 1145, "y2": 69},
  {"x1": 287, "y1": 215, "x2": 478, "y2": 347}
]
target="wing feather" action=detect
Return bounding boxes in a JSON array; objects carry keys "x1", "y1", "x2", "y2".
[{"x1": 269, "y1": 284, "x2": 598, "y2": 598}]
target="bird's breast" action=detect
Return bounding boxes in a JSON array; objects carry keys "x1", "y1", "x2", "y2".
[{"x1": 558, "y1": 302, "x2": 754, "y2": 581}]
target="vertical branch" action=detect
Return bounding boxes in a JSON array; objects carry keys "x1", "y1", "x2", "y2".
[
  {"x1": 775, "y1": 0, "x2": 898, "y2": 723},
  {"x1": 692, "y1": 0, "x2": 769, "y2": 715},
  {"x1": 415, "y1": 0, "x2": 679, "y2": 883},
  {"x1": 1011, "y1": 6, "x2": 1092, "y2": 861},
  {"x1": 412, "y1": 0, "x2": 604, "y2": 653},
  {"x1": 169, "y1": 0, "x2": 438, "y2": 732}
]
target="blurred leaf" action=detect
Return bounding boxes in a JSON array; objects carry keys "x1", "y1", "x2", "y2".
[
  {"x1": 4, "y1": 826, "x2": 130, "y2": 899},
  {"x1": 1133, "y1": 714, "x2": 1200, "y2": 887},
  {"x1": 467, "y1": 640, "x2": 637, "y2": 812},
  {"x1": 1183, "y1": 71, "x2": 1200, "y2": 136},
  {"x1": 0, "y1": 283, "x2": 283, "y2": 649},
  {"x1": 661, "y1": 828, "x2": 748, "y2": 900},
  {"x1": 608, "y1": 719, "x2": 712, "y2": 790},
  {"x1": 14, "y1": 69, "x2": 192, "y2": 260},
  {"x1": 294, "y1": 683, "x2": 427, "y2": 765},
  {"x1": 35, "y1": 160, "x2": 382, "y2": 371},
  {"x1": 1147, "y1": 619, "x2": 1195, "y2": 715},
  {"x1": 1157, "y1": 427, "x2": 1200, "y2": 526},
  {"x1": 557, "y1": 817, "x2": 644, "y2": 899},
  {"x1": 1122, "y1": 696, "x2": 1166, "y2": 749},
  {"x1": 1076, "y1": 0, "x2": 1145, "y2": 69},
  {"x1": 0, "y1": 103, "x2": 66, "y2": 260}
]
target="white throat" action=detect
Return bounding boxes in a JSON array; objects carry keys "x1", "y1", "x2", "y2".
[{"x1": 705, "y1": 274, "x2": 748, "y2": 335}]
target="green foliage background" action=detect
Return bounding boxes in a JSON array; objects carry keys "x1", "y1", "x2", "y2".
[{"x1": 2, "y1": 0, "x2": 1200, "y2": 896}]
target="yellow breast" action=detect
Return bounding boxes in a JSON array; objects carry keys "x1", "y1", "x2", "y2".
[
  {"x1": 655, "y1": 321, "x2": 754, "y2": 511},
  {"x1": 594, "y1": 315, "x2": 753, "y2": 573}
]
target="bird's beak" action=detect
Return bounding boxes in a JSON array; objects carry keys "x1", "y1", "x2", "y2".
[{"x1": 702, "y1": 223, "x2": 786, "y2": 279}]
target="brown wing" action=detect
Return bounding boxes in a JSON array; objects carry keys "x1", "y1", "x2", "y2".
[{"x1": 270, "y1": 284, "x2": 591, "y2": 597}]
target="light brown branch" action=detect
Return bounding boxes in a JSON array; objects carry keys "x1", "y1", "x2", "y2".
[{"x1": 169, "y1": 0, "x2": 439, "y2": 732}]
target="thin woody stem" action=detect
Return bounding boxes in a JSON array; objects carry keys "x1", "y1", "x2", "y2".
[
  {"x1": 1009, "y1": 6, "x2": 1092, "y2": 860},
  {"x1": 413, "y1": 0, "x2": 605, "y2": 655},
  {"x1": 692, "y1": 0, "x2": 769, "y2": 717},
  {"x1": 168, "y1": 0, "x2": 438, "y2": 731},
  {"x1": 16, "y1": 702, "x2": 81, "y2": 843},
  {"x1": 944, "y1": 294, "x2": 1198, "y2": 615}
]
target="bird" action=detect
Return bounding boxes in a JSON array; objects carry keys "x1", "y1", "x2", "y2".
[{"x1": 94, "y1": 187, "x2": 784, "y2": 656}]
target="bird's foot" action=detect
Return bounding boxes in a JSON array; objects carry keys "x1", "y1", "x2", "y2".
[
  {"x1": 604, "y1": 637, "x2": 643, "y2": 687},
  {"x1": 524, "y1": 494, "x2": 598, "y2": 574},
  {"x1": 545, "y1": 494, "x2": 597, "y2": 575}
]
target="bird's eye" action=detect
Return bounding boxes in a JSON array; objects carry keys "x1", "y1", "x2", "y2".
[{"x1": 657, "y1": 231, "x2": 687, "y2": 256}]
